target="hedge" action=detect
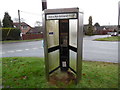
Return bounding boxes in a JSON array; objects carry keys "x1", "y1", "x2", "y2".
[{"x1": 1, "y1": 28, "x2": 21, "y2": 41}]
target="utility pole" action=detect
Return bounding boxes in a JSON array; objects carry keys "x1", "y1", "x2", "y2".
[
  {"x1": 118, "y1": 1, "x2": 120, "y2": 34},
  {"x1": 18, "y1": 10, "x2": 22, "y2": 40},
  {"x1": 18, "y1": 10, "x2": 21, "y2": 30}
]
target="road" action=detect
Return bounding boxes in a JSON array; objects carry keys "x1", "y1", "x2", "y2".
[
  {"x1": 83, "y1": 35, "x2": 118, "y2": 63},
  {"x1": 1, "y1": 41, "x2": 44, "y2": 57},
  {"x1": 1, "y1": 35, "x2": 119, "y2": 63}
]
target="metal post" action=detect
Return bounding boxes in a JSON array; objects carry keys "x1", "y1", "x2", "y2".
[
  {"x1": 41, "y1": 0, "x2": 49, "y2": 81},
  {"x1": 42, "y1": 0, "x2": 47, "y2": 11},
  {"x1": 76, "y1": 11, "x2": 84, "y2": 84},
  {"x1": 118, "y1": 1, "x2": 120, "y2": 34}
]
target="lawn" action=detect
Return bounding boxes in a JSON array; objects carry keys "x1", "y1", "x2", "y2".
[
  {"x1": 1, "y1": 57, "x2": 118, "y2": 88},
  {"x1": 1, "y1": 39, "x2": 42, "y2": 43},
  {"x1": 94, "y1": 36, "x2": 120, "y2": 41}
]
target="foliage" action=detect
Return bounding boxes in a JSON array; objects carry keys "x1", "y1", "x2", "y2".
[
  {"x1": 0, "y1": 20, "x2": 2, "y2": 41},
  {"x1": 86, "y1": 16, "x2": 94, "y2": 36},
  {"x1": 2, "y1": 28, "x2": 21, "y2": 41},
  {"x1": 94, "y1": 36, "x2": 120, "y2": 41},
  {"x1": 0, "y1": 27, "x2": 2, "y2": 41},
  {"x1": 0, "y1": 19, "x2": 2, "y2": 27},
  {"x1": 1, "y1": 12, "x2": 21, "y2": 41},
  {"x1": 2, "y1": 12, "x2": 14, "y2": 28},
  {"x1": 2, "y1": 57, "x2": 118, "y2": 88}
]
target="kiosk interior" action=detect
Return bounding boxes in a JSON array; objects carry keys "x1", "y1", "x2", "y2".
[{"x1": 43, "y1": 8, "x2": 83, "y2": 83}]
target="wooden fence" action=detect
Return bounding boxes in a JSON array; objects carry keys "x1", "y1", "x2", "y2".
[{"x1": 22, "y1": 34, "x2": 43, "y2": 40}]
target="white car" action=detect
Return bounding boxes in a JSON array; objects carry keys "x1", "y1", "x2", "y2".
[
  {"x1": 41, "y1": 40, "x2": 44, "y2": 47},
  {"x1": 111, "y1": 32, "x2": 118, "y2": 36}
]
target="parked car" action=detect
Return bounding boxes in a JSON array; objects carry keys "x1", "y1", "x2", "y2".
[
  {"x1": 111, "y1": 32, "x2": 118, "y2": 36},
  {"x1": 42, "y1": 40, "x2": 44, "y2": 47}
]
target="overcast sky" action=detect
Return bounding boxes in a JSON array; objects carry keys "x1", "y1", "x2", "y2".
[{"x1": 0, "y1": 0, "x2": 119, "y2": 27}]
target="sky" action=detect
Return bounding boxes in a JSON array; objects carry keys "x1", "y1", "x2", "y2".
[{"x1": 0, "y1": 0, "x2": 119, "y2": 27}]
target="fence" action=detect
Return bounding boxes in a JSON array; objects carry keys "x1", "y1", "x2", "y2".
[
  {"x1": 22, "y1": 34, "x2": 43, "y2": 40},
  {"x1": 94, "y1": 30, "x2": 113, "y2": 35}
]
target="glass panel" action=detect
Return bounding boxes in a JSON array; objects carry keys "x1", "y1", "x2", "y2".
[
  {"x1": 70, "y1": 50, "x2": 77, "y2": 71},
  {"x1": 46, "y1": 20, "x2": 59, "y2": 48},
  {"x1": 69, "y1": 19, "x2": 77, "y2": 48},
  {"x1": 48, "y1": 50, "x2": 59, "y2": 72}
]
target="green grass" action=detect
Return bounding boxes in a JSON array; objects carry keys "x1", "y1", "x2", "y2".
[
  {"x1": 1, "y1": 57, "x2": 118, "y2": 88},
  {"x1": 0, "y1": 58, "x2": 2, "y2": 86},
  {"x1": 94, "y1": 36, "x2": 120, "y2": 41},
  {"x1": 1, "y1": 39, "x2": 43, "y2": 43}
]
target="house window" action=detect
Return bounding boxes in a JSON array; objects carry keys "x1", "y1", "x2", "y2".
[{"x1": 21, "y1": 26, "x2": 28, "y2": 29}]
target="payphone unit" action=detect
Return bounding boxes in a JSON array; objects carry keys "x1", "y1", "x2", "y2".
[{"x1": 43, "y1": 8, "x2": 83, "y2": 83}]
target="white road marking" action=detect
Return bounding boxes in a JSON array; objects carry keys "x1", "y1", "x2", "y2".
[
  {"x1": 7, "y1": 51, "x2": 15, "y2": 53},
  {"x1": 2, "y1": 47, "x2": 42, "y2": 54},
  {"x1": 32, "y1": 48, "x2": 38, "y2": 50},
  {"x1": 39, "y1": 47, "x2": 43, "y2": 48},
  {"x1": 16, "y1": 50, "x2": 23, "y2": 52},
  {"x1": 25, "y1": 49, "x2": 29, "y2": 51},
  {"x1": 1, "y1": 52, "x2": 5, "y2": 54}
]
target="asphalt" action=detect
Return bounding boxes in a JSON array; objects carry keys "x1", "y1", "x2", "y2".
[{"x1": 1, "y1": 35, "x2": 119, "y2": 63}]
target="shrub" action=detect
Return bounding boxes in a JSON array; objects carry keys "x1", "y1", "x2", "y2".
[{"x1": 2, "y1": 28, "x2": 21, "y2": 41}]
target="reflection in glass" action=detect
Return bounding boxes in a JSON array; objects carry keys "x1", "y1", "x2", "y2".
[
  {"x1": 46, "y1": 20, "x2": 59, "y2": 48},
  {"x1": 69, "y1": 19, "x2": 77, "y2": 48},
  {"x1": 70, "y1": 50, "x2": 77, "y2": 71},
  {"x1": 48, "y1": 50, "x2": 59, "y2": 72}
]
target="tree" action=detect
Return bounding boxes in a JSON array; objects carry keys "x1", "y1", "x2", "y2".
[
  {"x1": 87, "y1": 16, "x2": 94, "y2": 35},
  {"x1": 0, "y1": 19, "x2": 2, "y2": 41},
  {"x1": 2, "y1": 12, "x2": 20, "y2": 40},
  {"x1": 34, "y1": 21, "x2": 42, "y2": 27},
  {"x1": 2, "y1": 28, "x2": 21, "y2": 40},
  {"x1": 2, "y1": 12, "x2": 13, "y2": 28},
  {"x1": 94, "y1": 22, "x2": 100, "y2": 27},
  {"x1": 0, "y1": 19, "x2": 2, "y2": 27}
]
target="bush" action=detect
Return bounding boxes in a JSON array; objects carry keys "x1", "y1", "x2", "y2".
[
  {"x1": 2, "y1": 28, "x2": 21, "y2": 41},
  {"x1": 0, "y1": 28, "x2": 2, "y2": 41}
]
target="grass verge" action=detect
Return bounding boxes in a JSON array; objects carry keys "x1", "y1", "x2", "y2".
[
  {"x1": 1, "y1": 57, "x2": 118, "y2": 88},
  {"x1": 1, "y1": 39, "x2": 43, "y2": 43},
  {"x1": 94, "y1": 36, "x2": 120, "y2": 41}
]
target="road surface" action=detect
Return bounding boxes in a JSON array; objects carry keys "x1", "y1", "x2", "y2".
[{"x1": 1, "y1": 35, "x2": 119, "y2": 63}]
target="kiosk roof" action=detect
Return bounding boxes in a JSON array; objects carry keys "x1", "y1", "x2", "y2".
[{"x1": 44, "y1": 7, "x2": 83, "y2": 14}]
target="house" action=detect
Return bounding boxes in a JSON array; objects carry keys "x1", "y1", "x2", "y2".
[
  {"x1": 94, "y1": 26, "x2": 108, "y2": 35},
  {"x1": 27, "y1": 26, "x2": 43, "y2": 34},
  {"x1": 102, "y1": 25, "x2": 118, "y2": 32},
  {"x1": 83, "y1": 24, "x2": 117, "y2": 35},
  {"x1": 13, "y1": 22, "x2": 32, "y2": 34},
  {"x1": 93, "y1": 25, "x2": 117, "y2": 35},
  {"x1": 22, "y1": 26, "x2": 43, "y2": 40}
]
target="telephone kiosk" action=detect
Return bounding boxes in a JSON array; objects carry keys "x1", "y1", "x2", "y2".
[{"x1": 43, "y1": 8, "x2": 83, "y2": 83}]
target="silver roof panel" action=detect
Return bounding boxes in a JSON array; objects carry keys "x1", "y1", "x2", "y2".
[{"x1": 44, "y1": 7, "x2": 82, "y2": 14}]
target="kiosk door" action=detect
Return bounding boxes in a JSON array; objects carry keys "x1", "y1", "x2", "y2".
[{"x1": 59, "y1": 20, "x2": 69, "y2": 71}]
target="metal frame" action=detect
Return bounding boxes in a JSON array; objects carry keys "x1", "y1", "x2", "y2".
[
  {"x1": 76, "y1": 12, "x2": 83, "y2": 83},
  {"x1": 42, "y1": 11, "x2": 49, "y2": 81},
  {"x1": 43, "y1": 8, "x2": 83, "y2": 83}
]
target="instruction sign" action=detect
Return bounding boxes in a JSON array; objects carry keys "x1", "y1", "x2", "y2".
[{"x1": 46, "y1": 13, "x2": 77, "y2": 20}]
